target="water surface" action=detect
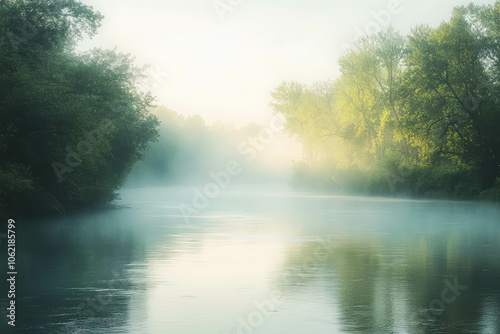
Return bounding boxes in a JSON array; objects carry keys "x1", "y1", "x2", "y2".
[{"x1": 2, "y1": 186, "x2": 500, "y2": 333}]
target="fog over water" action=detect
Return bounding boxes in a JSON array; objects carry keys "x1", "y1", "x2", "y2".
[
  {"x1": 2, "y1": 186, "x2": 499, "y2": 333},
  {"x1": 124, "y1": 107, "x2": 302, "y2": 188}
]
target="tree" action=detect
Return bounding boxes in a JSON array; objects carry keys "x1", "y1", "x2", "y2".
[
  {"x1": 0, "y1": 0, "x2": 159, "y2": 216},
  {"x1": 403, "y1": 6, "x2": 500, "y2": 188},
  {"x1": 270, "y1": 2, "x2": 500, "y2": 196}
]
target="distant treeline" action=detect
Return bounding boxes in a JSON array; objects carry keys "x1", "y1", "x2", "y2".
[
  {"x1": 270, "y1": 2, "x2": 500, "y2": 200},
  {"x1": 126, "y1": 106, "x2": 285, "y2": 187}
]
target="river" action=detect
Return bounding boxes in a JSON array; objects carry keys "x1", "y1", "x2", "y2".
[{"x1": 2, "y1": 185, "x2": 500, "y2": 333}]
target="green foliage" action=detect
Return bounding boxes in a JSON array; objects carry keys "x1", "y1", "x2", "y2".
[
  {"x1": 0, "y1": 0, "x2": 159, "y2": 216},
  {"x1": 271, "y1": 3, "x2": 500, "y2": 200},
  {"x1": 480, "y1": 178, "x2": 500, "y2": 201}
]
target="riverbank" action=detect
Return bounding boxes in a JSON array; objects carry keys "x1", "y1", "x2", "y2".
[{"x1": 290, "y1": 164, "x2": 500, "y2": 202}]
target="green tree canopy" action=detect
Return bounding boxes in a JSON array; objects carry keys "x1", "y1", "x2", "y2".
[
  {"x1": 0, "y1": 0, "x2": 159, "y2": 216},
  {"x1": 271, "y1": 3, "x2": 500, "y2": 197}
]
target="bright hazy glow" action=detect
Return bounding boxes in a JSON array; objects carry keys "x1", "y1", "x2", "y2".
[
  {"x1": 79, "y1": 0, "x2": 495, "y2": 125},
  {"x1": 145, "y1": 234, "x2": 287, "y2": 332}
]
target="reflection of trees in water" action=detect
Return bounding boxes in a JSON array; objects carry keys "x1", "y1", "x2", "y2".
[
  {"x1": 7, "y1": 208, "x2": 211, "y2": 334},
  {"x1": 274, "y1": 229, "x2": 500, "y2": 333},
  {"x1": 7, "y1": 211, "x2": 147, "y2": 333}
]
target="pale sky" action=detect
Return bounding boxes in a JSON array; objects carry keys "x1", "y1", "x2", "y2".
[{"x1": 79, "y1": 0, "x2": 495, "y2": 125}]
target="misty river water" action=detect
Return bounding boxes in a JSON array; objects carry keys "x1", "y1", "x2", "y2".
[{"x1": 2, "y1": 185, "x2": 500, "y2": 334}]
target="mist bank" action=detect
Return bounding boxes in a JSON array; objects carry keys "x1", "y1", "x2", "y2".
[
  {"x1": 270, "y1": 2, "x2": 500, "y2": 201},
  {"x1": 124, "y1": 106, "x2": 298, "y2": 188}
]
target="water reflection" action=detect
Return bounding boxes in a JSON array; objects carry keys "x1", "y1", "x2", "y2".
[
  {"x1": 274, "y1": 206, "x2": 500, "y2": 334},
  {"x1": 0, "y1": 187, "x2": 499, "y2": 334}
]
